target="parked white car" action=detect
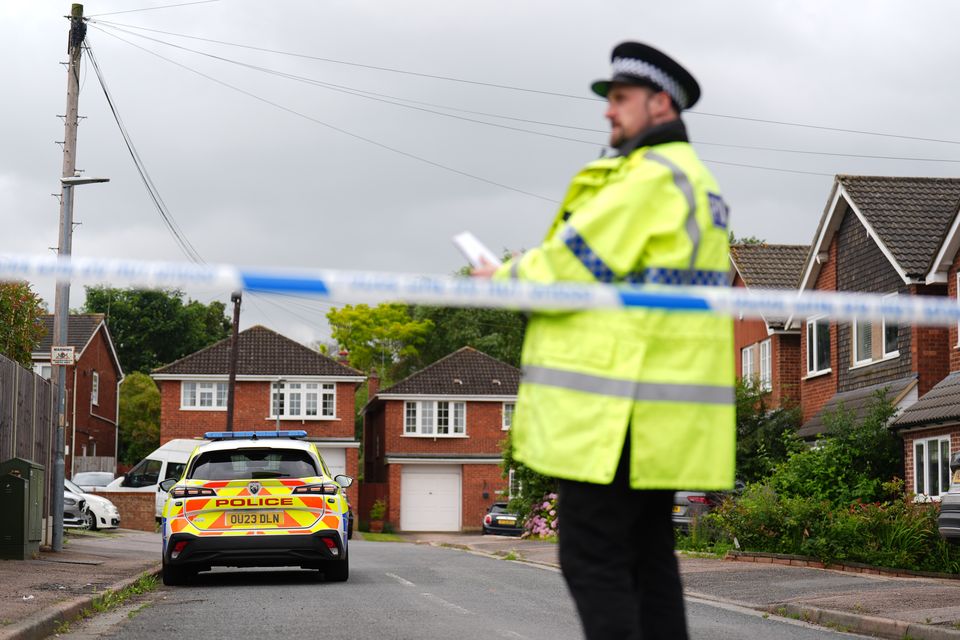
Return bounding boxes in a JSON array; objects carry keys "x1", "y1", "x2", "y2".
[
  {"x1": 66, "y1": 478, "x2": 120, "y2": 530},
  {"x1": 72, "y1": 471, "x2": 116, "y2": 492}
]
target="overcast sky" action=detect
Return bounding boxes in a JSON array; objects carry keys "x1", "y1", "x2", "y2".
[{"x1": 3, "y1": 0, "x2": 959, "y2": 347}]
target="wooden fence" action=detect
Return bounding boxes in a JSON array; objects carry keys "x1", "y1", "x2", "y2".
[
  {"x1": 0, "y1": 354, "x2": 57, "y2": 546},
  {"x1": 73, "y1": 456, "x2": 115, "y2": 473}
]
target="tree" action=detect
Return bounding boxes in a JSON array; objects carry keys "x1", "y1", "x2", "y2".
[
  {"x1": 729, "y1": 232, "x2": 765, "y2": 245},
  {"x1": 84, "y1": 287, "x2": 230, "y2": 373},
  {"x1": 325, "y1": 303, "x2": 433, "y2": 382},
  {"x1": 117, "y1": 372, "x2": 161, "y2": 465},
  {"x1": 408, "y1": 305, "x2": 525, "y2": 372},
  {"x1": 0, "y1": 282, "x2": 46, "y2": 368},
  {"x1": 735, "y1": 380, "x2": 800, "y2": 483}
]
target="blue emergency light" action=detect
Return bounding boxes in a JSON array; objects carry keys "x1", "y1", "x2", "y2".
[{"x1": 203, "y1": 430, "x2": 308, "y2": 441}]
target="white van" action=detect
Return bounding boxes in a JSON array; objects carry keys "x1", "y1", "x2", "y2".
[{"x1": 106, "y1": 439, "x2": 206, "y2": 518}]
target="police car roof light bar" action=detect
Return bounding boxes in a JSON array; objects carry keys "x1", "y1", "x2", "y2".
[{"x1": 203, "y1": 430, "x2": 308, "y2": 441}]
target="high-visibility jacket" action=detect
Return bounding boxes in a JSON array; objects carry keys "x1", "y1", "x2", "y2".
[{"x1": 494, "y1": 121, "x2": 735, "y2": 490}]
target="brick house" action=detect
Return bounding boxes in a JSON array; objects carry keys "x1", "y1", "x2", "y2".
[
  {"x1": 730, "y1": 243, "x2": 808, "y2": 409},
  {"x1": 789, "y1": 177, "x2": 960, "y2": 458},
  {"x1": 362, "y1": 347, "x2": 519, "y2": 532},
  {"x1": 891, "y1": 193, "x2": 960, "y2": 499},
  {"x1": 151, "y1": 325, "x2": 365, "y2": 505},
  {"x1": 31, "y1": 313, "x2": 124, "y2": 478}
]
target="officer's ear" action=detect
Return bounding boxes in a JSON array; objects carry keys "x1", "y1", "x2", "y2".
[{"x1": 649, "y1": 90, "x2": 678, "y2": 122}]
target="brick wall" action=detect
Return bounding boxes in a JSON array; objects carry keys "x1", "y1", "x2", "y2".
[
  {"x1": 835, "y1": 211, "x2": 913, "y2": 392},
  {"x1": 732, "y1": 273, "x2": 771, "y2": 380},
  {"x1": 773, "y1": 334, "x2": 801, "y2": 408},
  {"x1": 901, "y1": 425, "x2": 960, "y2": 496},
  {"x1": 66, "y1": 328, "x2": 121, "y2": 476},
  {"x1": 906, "y1": 284, "x2": 950, "y2": 396},
  {"x1": 801, "y1": 240, "x2": 838, "y2": 422},
  {"x1": 159, "y1": 380, "x2": 357, "y2": 442},
  {"x1": 96, "y1": 491, "x2": 155, "y2": 532},
  {"x1": 462, "y1": 464, "x2": 508, "y2": 532}
]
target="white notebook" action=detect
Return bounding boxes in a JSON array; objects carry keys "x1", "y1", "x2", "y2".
[{"x1": 452, "y1": 231, "x2": 502, "y2": 269}]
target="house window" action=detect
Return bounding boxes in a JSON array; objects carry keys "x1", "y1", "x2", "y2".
[
  {"x1": 852, "y1": 318, "x2": 872, "y2": 365},
  {"x1": 806, "y1": 316, "x2": 831, "y2": 374},
  {"x1": 741, "y1": 346, "x2": 755, "y2": 383},
  {"x1": 403, "y1": 401, "x2": 466, "y2": 436},
  {"x1": 914, "y1": 437, "x2": 951, "y2": 498},
  {"x1": 759, "y1": 340, "x2": 772, "y2": 392},
  {"x1": 33, "y1": 364, "x2": 52, "y2": 380},
  {"x1": 91, "y1": 371, "x2": 100, "y2": 405},
  {"x1": 272, "y1": 381, "x2": 336, "y2": 419},
  {"x1": 508, "y1": 468, "x2": 522, "y2": 500},
  {"x1": 181, "y1": 381, "x2": 228, "y2": 410},
  {"x1": 882, "y1": 293, "x2": 899, "y2": 357},
  {"x1": 502, "y1": 402, "x2": 515, "y2": 430}
]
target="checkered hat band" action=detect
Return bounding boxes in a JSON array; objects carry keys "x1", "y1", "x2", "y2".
[{"x1": 611, "y1": 57, "x2": 688, "y2": 109}]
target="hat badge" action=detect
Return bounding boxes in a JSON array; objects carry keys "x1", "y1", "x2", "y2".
[{"x1": 248, "y1": 482, "x2": 261, "y2": 495}]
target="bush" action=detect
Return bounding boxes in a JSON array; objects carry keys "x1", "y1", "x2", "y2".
[
  {"x1": 369, "y1": 499, "x2": 386, "y2": 521},
  {"x1": 522, "y1": 493, "x2": 559, "y2": 539},
  {"x1": 736, "y1": 380, "x2": 801, "y2": 483}
]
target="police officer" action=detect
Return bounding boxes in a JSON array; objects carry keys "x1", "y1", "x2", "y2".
[{"x1": 474, "y1": 42, "x2": 735, "y2": 639}]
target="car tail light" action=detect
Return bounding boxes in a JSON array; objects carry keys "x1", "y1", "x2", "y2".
[
  {"x1": 687, "y1": 495, "x2": 713, "y2": 505},
  {"x1": 484, "y1": 515, "x2": 492, "y2": 525},
  {"x1": 322, "y1": 537, "x2": 339, "y2": 556},
  {"x1": 292, "y1": 484, "x2": 339, "y2": 495},
  {"x1": 170, "y1": 486, "x2": 216, "y2": 499},
  {"x1": 171, "y1": 540, "x2": 189, "y2": 559}
]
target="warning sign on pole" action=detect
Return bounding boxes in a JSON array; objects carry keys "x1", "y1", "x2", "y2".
[{"x1": 50, "y1": 346, "x2": 75, "y2": 365}]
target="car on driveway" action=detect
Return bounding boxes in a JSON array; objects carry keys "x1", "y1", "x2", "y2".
[
  {"x1": 72, "y1": 471, "x2": 116, "y2": 492},
  {"x1": 672, "y1": 491, "x2": 719, "y2": 531},
  {"x1": 63, "y1": 488, "x2": 91, "y2": 529},
  {"x1": 160, "y1": 430, "x2": 353, "y2": 586},
  {"x1": 482, "y1": 502, "x2": 523, "y2": 536},
  {"x1": 938, "y1": 454, "x2": 960, "y2": 544},
  {"x1": 66, "y1": 478, "x2": 120, "y2": 530}
]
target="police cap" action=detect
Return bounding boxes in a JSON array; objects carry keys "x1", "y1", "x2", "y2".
[{"x1": 591, "y1": 42, "x2": 700, "y2": 111}]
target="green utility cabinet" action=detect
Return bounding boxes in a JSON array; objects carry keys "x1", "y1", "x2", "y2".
[{"x1": 0, "y1": 457, "x2": 45, "y2": 560}]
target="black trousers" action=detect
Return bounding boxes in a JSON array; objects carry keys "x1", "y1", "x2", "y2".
[{"x1": 558, "y1": 444, "x2": 688, "y2": 640}]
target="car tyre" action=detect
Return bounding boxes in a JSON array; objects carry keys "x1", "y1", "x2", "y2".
[
  {"x1": 162, "y1": 559, "x2": 195, "y2": 586},
  {"x1": 79, "y1": 510, "x2": 95, "y2": 530},
  {"x1": 324, "y1": 554, "x2": 349, "y2": 582}
]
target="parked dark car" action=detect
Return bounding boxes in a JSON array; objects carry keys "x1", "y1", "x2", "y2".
[
  {"x1": 483, "y1": 502, "x2": 523, "y2": 536},
  {"x1": 672, "y1": 482, "x2": 743, "y2": 531},
  {"x1": 938, "y1": 454, "x2": 960, "y2": 544}
]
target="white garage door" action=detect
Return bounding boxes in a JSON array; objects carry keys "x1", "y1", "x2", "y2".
[
  {"x1": 315, "y1": 447, "x2": 346, "y2": 478},
  {"x1": 400, "y1": 465, "x2": 461, "y2": 532}
]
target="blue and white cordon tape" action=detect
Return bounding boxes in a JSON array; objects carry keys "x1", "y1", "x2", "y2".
[{"x1": 2, "y1": 252, "x2": 959, "y2": 326}]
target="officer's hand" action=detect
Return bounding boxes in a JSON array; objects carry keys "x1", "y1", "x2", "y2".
[{"x1": 470, "y1": 257, "x2": 498, "y2": 279}]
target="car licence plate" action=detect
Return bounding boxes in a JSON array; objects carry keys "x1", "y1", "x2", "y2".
[
  {"x1": 498, "y1": 518, "x2": 516, "y2": 525},
  {"x1": 672, "y1": 506, "x2": 682, "y2": 514},
  {"x1": 227, "y1": 511, "x2": 281, "y2": 526}
]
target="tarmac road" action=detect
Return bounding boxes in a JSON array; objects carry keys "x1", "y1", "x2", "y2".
[{"x1": 56, "y1": 539, "x2": 872, "y2": 640}]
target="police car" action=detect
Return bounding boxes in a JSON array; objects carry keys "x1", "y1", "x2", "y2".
[{"x1": 159, "y1": 431, "x2": 352, "y2": 586}]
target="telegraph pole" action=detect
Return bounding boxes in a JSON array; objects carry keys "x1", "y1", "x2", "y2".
[
  {"x1": 51, "y1": 4, "x2": 86, "y2": 552},
  {"x1": 224, "y1": 291, "x2": 242, "y2": 431}
]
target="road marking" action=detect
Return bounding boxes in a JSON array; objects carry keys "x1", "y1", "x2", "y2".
[
  {"x1": 420, "y1": 592, "x2": 473, "y2": 615},
  {"x1": 385, "y1": 572, "x2": 415, "y2": 587},
  {"x1": 496, "y1": 630, "x2": 531, "y2": 639}
]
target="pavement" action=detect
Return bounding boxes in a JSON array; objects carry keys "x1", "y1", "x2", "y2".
[{"x1": 2, "y1": 529, "x2": 960, "y2": 640}]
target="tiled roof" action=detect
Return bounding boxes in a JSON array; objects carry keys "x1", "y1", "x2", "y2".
[
  {"x1": 839, "y1": 176, "x2": 960, "y2": 277},
  {"x1": 730, "y1": 244, "x2": 809, "y2": 290},
  {"x1": 894, "y1": 372, "x2": 960, "y2": 428},
  {"x1": 380, "y1": 347, "x2": 519, "y2": 396},
  {"x1": 33, "y1": 314, "x2": 103, "y2": 354},
  {"x1": 152, "y1": 325, "x2": 362, "y2": 377},
  {"x1": 798, "y1": 374, "x2": 917, "y2": 439}
]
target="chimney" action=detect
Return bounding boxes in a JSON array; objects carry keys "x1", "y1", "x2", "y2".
[{"x1": 368, "y1": 369, "x2": 380, "y2": 398}]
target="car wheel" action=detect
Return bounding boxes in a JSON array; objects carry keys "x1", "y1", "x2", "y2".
[
  {"x1": 324, "y1": 554, "x2": 349, "y2": 582},
  {"x1": 162, "y1": 559, "x2": 195, "y2": 586},
  {"x1": 79, "y1": 511, "x2": 95, "y2": 530},
  {"x1": 348, "y1": 520, "x2": 353, "y2": 540}
]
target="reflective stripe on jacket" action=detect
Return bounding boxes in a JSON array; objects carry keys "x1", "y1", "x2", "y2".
[{"x1": 494, "y1": 131, "x2": 735, "y2": 490}]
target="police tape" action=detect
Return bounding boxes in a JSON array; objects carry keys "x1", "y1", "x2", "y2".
[{"x1": 2, "y1": 252, "x2": 959, "y2": 326}]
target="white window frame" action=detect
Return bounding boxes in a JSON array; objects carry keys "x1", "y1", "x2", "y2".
[
  {"x1": 508, "y1": 468, "x2": 522, "y2": 500},
  {"x1": 741, "y1": 346, "x2": 755, "y2": 383},
  {"x1": 502, "y1": 402, "x2": 515, "y2": 430},
  {"x1": 759, "y1": 339, "x2": 772, "y2": 392},
  {"x1": 914, "y1": 436, "x2": 952, "y2": 499},
  {"x1": 91, "y1": 371, "x2": 100, "y2": 405},
  {"x1": 271, "y1": 381, "x2": 336, "y2": 420},
  {"x1": 32, "y1": 364, "x2": 52, "y2": 380},
  {"x1": 403, "y1": 400, "x2": 467, "y2": 437},
  {"x1": 181, "y1": 381, "x2": 228, "y2": 411},
  {"x1": 806, "y1": 315, "x2": 831, "y2": 375},
  {"x1": 881, "y1": 292, "x2": 900, "y2": 358},
  {"x1": 852, "y1": 317, "x2": 873, "y2": 365}
]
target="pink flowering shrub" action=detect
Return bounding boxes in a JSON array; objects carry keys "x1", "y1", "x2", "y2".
[{"x1": 522, "y1": 493, "x2": 559, "y2": 539}]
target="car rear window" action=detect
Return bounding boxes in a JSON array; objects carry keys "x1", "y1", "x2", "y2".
[
  {"x1": 189, "y1": 448, "x2": 319, "y2": 480},
  {"x1": 490, "y1": 504, "x2": 509, "y2": 514}
]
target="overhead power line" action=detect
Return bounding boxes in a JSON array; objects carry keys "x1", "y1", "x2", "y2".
[
  {"x1": 91, "y1": 19, "x2": 960, "y2": 147},
  {"x1": 85, "y1": 39, "x2": 205, "y2": 263},
  {"x1": 87, "y1": 0, "x2": 220, "y2": 18},
  {"x1": 91, "y1": 26, "x2": 558, "y2": 203}
]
